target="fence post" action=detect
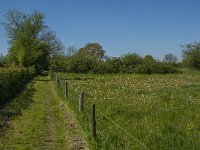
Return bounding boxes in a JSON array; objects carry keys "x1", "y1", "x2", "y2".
[
  {"x1": 65, "y1": 82, "x2": 68, "y2": 98},
  {"x1": 79, "y1": 92, "x2": 84, "y2": 111},
  {"x1": 91, "y1": 104, "x2": 96, "y2": 138},
  {"x1": 57, "y1": 78, "x2": 60, "y2": 89}
]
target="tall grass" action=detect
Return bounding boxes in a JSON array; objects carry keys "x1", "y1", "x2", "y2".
[{"x1": 55, "y1": 72, "x2": 200, "y2": 149}]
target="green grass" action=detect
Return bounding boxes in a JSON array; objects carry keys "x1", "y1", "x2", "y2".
[
  {"x1": 0, "y1": 77, "x2": 71, "y2": 150},
  {"x1": 55, "y1": 71, "x2": 200, "y2": 150}
]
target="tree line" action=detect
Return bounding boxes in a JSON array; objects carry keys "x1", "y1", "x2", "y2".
[
  {"x1": 50, "y1": 43, "x2": 179, "y2": 74},
  {"x1": 1, "y1": 10, "x2": 200, "y2": 74}
]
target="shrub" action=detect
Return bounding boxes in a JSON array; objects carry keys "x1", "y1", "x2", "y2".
[
  {"x1": 0, "y1": 67, "x2": 36, "y2": 106},
  {"x1": 121, "y1": 53, "x2": 143, "y2": 68},
  {"x1": 134, "y1": 62, "x2": 179, "y2": 74}
]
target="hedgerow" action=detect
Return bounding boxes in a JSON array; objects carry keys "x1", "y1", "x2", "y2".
[{"x1": 0, "y1": 67, "x2": 36, "y2": 106}]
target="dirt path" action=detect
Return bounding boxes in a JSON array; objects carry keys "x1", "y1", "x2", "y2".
[{"x1": 0, "y1": 77, "x2": 87, "y2": 150}]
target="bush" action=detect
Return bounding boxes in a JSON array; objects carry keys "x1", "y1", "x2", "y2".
[
  {"x1": 0, "y1": 67, "x2": 36, "y2": 106},
  {"x1": 70, "y1": 56, "x2": 97, "y2": 73},
  {"x1": 121, "y1": 53, "x2": 143, "y2": 69},
  {"x1": 93, "y1": 58, "x2": 122, "y2": 74},
  {"x1": 134, "y1": 62, "x2": 179, "y2": 74}
]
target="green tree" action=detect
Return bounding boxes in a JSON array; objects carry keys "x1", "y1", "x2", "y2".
[
  {"x1": 76, "y1": 43, "x2": 105, "y2": 60},
  {"x1": 120, "y1": 53, "x2": 143, "y2": 72},
  {"x1": 40, "y1": 30, "x2": 65, "y2": 56},
  {"x1": 0, "y1": 53, "x2": 6, "y2": 67},
  {"x1": 2, "y1": 10, "x2": 46, "y2": 66},
  {"x1": 143, "y1": 55, "x2": 156, "y2": 64},
  {"x1": 163, "y1": 53, "x2": 178, "y2": 64},
  {"x1": 182, "y1": 42, "x2": 200, "y2": 69},
  {"x1": 2, "y1": 9, "x2": 64, "y2": 72},
  {"x1": 66, "y1": 46, "x2": 77, "y2": 56},
  {"x1": 121, "y1": 53, "x2": 143, "y2": 66}
]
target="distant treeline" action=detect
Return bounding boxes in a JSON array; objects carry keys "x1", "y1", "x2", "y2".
[
  {"x1": 50, "y1": 41, "x2": 200, "y2": 74},
  {"x1": 49, "y1": 43, "x2": 180, "y2": 74}
]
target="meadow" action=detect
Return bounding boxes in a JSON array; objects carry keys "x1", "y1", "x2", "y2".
[{"x1": 55, "y1": 71, "x2": 200, "y2": 150}]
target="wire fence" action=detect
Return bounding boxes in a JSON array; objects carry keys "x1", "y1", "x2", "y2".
[
  {"x1": 52, "y1": 74, "x2": 200, "y2": 150},
  {"x1": 52, "y1": 75, "x2": 150, "y2": 150}
]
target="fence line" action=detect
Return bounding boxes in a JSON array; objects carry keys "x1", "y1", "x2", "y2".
[{"x1": 53, "y1": 76, "x2": 150, "y2": 149}]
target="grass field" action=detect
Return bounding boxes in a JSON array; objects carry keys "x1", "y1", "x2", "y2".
[{"x1": 56, "y1": 71, "x2": 200, "y2": 150}]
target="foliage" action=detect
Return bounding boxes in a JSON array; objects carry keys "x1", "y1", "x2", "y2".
[
  {"x1": 0, "y1": 54, "x2": 7, "y2": 67},
  {"x1": 75, "y1": 43, "x2": 105, "y2": 60},
  {"x1": 40, "y1": 30, "x2": 65, "y2": 56},
  {"x1": 71, "y1": 55, "x2": 97, "y2": 73},
  {"x1": 3, "y1": 10, "x2": 46, "y2": 66},
  {"x1": 49, "y1": 55, "x2": 97, "y2": 73},
  {"x1": 134, "y1": 62, "x2": 179, "y2": 74},
  {"x1": 66, "y1": 46, "x2": 77, "y2": 56},
  {"x1": 163, "y1": 53, "x2": 178, "y2": 64},
  {"x1": 143, "y1": 55, "x2": 156, "y2": 64},
  {"x1": 182, "y1": 42, "x2": 200, "y2": 70},
  {"x1": 93, "y1": 57, "x2": 122, "y2": 74},
  {"x1": 120, "y1": 53, "x2": 143, "y2": 73},
  {"x1": 0, "y1": 67, "x2": 36, "y2": 106},
  {"x1": 49, "y1": 50, "x2": 178, "y2": 74},
  {"x1": 2, "y1": 9, "x2": 64, "y2": 72}
]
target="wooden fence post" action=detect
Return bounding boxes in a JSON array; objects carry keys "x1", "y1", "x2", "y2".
[
  {"x1": 57, "y1": 78, "x2": 60, "y2": 89},
  {"x1": 79, "y1": 92, "x2": 84, "y2": 111},
  {"x1": 65, "y1": 82, "x2": 68, "y2": 98},
  {"x1": 91, "y1": 104, "x2": 96, "y2": 138}
]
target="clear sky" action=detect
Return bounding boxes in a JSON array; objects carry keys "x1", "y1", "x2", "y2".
[{"x1": 0, "y1": 0, "x2": 200, "y2": 60}]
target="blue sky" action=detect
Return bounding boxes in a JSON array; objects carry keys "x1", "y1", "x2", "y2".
[{"x1": 0, "y1": 0, "x2": 200, "y2": 60}]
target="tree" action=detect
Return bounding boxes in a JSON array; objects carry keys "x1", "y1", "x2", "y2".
[
  {"x1": 66, "y1": 46, "x2": 77, "y2": 56},
  {"x1": 0, "y1": 53, "x2": 6, "y2": 67},
  {"x1": 2, "y1": 10, "x2": 46, "y2": 66},
  {"x1": 40, "y1": 30, "x2": 65, "y2": 56},
  {"x1": 2, "y1": 9, "x2": 64, "y2": 72},
  {"x1": 121, "y1": 53, "x2": 143, "y2": 67},
  {"x1": 182, "y1": 42, "x2": 200, "y2": 69},
  {"x1": 120, "y1": 53, "x2": 143, "y2": 73},
  {"x1": 163, "y1": 53, "x2": 178, "y2": 64},
  {"x1": 2, "y1": 9, "x2": 26, "y2": 44},
  {"x1": 104, "y1": 57, "x2": 122, "y2": 73},
  {"x1": 76, "y1": 43, "x2": 105, "y2": 60},
  {"x1": 143, "y1": 55, "x2": 156, "y2": 64}
]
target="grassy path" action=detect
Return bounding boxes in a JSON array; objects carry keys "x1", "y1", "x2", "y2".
[{"x1": 0, "y1": 77, "x2": 87, "y2": 150}]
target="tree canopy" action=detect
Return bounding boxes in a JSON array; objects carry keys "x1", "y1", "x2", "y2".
[
  {"x1": 182, "y1": 42, "x2": 200, "y2": 70},
  {"x1": 163, "y1": 53, "x2": 178, "y2": 64},
  {"x1": 2, "y1": 9, "x2": 64, "y2": 72},
  {"x1": 75, "y1": 43, "x2": 105, "y2": 60}
]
